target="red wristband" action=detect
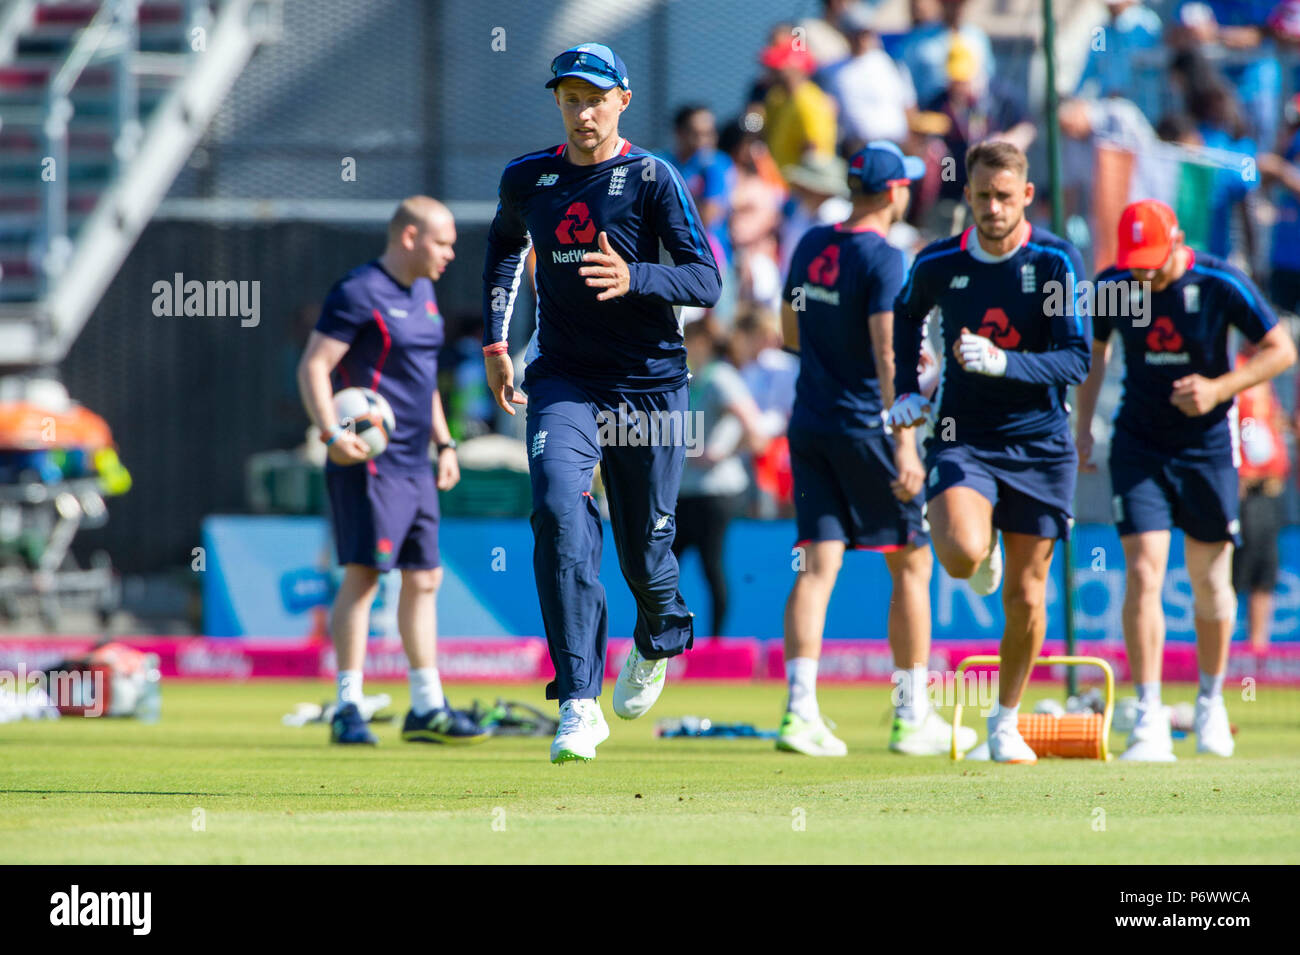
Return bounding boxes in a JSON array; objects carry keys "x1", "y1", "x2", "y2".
[{"x1": 482, "y1": 342, "x2": 509, "y2": 357}]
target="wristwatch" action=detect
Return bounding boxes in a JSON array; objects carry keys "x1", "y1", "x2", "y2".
[{"x1": 436, "y1": 439, "x2": 458, "y2": 454}]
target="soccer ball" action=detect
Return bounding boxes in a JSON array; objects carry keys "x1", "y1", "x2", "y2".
[{"x1": 333, "y1": 387, "x2": 395, "y2": 460}]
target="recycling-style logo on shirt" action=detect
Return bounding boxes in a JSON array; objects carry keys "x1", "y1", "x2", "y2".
[
  {"x1": 1146, "y1": 315, "x2": 1184, "y2": 352},
  {"x1": 555, "y1": 202, "x2": 598, "y2": 244},
  {"x1": 807, "y1": 244, "x2": 840, "y2": 287},
  {"x1": 977, "y1": 308, "x2": 1022, "y2": 348}
]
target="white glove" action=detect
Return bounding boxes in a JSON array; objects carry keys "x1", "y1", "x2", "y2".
[
  {"x1": 887, "y1": 392, "x2": 931, "y2": 429},
  {"x1": 958, "y1": 331, "x2": 1008, "y2": 377}
]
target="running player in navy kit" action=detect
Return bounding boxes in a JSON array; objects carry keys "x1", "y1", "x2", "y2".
[
  {"x1": 299, "y1": 196, "x2": 486, "y2": 746},
  {"x1": 888, "y1": 142, "x2": 1091, "y2": 764},
  {"x1": 776, "y1": 141, "x2": 976, "y2": 758},
  {"x1": 1077, "y1": 199, "x2": 1295, "y2": 761},
  {"x1": 482, "y1": 44, "x2": 721, "y2": 762}
]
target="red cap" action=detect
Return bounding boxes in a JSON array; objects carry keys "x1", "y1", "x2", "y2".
[
  {"x1": 760, "y1": 43, "x2": 814, "y2": 74},
  {"x1": 1117, "y1": 199, "x2": 1179, "y2": 270}
]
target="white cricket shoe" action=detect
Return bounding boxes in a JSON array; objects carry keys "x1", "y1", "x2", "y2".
[
  {"x1": 1194, "y1": 696, "x2": 1235, "y2": 757},
  {"x1": 550, "y1": 699, "x2": 610, "y2": 763},
  {"x1": 969, "y1": 531, "x2": 1003, "y2": 596},
  {"x1": 987, "y1": 717, "x2": 1038, "y2": 763},
  {"x1": 1119, "y1": 705, "x2": 1177, "y2": 762},
  {"x1": 775, "y1": 710, "x2": 847, "y2": 756},
  {"x1": 964, "y1": 741, "x2": 990, "y2": 760},
  {"x1": 612, "y1": 645, "x2": 667, "y2": 720},
  {"x1": 890, "y1": 708, "x2": 978, "y2": 756}
]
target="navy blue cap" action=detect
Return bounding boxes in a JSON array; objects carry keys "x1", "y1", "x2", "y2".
[
  {"x1": 848, "y1": 140, "x2": 926, "y2": 193},
  {"x1": 545, "y1": 43, "x2": 630, "y2": 92}
]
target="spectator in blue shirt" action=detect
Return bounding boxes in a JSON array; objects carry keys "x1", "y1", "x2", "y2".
[
  {"x1": 1170, "y1": 1, "x2": 1281, "y2": 151},
  {"x1": 1259, "y1": 96, "x2": 1300, "y2": 311},
  {"x1": 895, "y1": 0, "x2": 996, "y2": 107},
  {"x1": 666, "y1": 105, "x2": 735, "y2": 271},
  {"x1": 1075, "y1": 2, "x2": 1164, "y2": 106},
  {"x1": 1168, "y1": 51, "x2": 1259, "y2": 264}
]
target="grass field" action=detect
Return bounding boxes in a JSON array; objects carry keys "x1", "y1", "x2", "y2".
[{"x1": 3, "y1": 680, "x2": 1298, "y2": 864}]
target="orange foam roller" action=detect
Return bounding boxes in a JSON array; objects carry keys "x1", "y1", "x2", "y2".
[{"x1": 1017, "y1": 713, "x2": 1106, "y2": 759}]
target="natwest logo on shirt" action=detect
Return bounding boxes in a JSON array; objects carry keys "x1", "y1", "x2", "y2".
[
  {"x1": 555, "y1": 201, "x2": 597, "y2": 244},
  {"x1": 1145, "y1": 315, "x2": 1190, "y2": 364},
  {"x1": 977, "y1": 307, "x2": 1021, "y2": 349},
  {"x1": 807, "y1": 244, "x2": 840, "y2": 287}
]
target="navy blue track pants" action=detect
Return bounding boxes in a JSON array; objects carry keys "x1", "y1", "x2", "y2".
[{"x1": 524, "y1": 372, "x2": 694, "y2": 702}]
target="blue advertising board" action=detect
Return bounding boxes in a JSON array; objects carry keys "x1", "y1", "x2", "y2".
[{"x1": 202, "y1": 517, "x2": 1300, "y2": 642}]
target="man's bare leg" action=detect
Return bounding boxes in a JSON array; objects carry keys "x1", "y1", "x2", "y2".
[
  {"x1": 332, "y1": 564, "x2": 381, "y2": 705},
  {"x1": 1248, "y1": 591, "x2": 1272, "y2": 652},
  {"x1": 1118, "y1": 531, "x2": 1178, "y2": 760},
  {"x1": 783, "y1": 540, "x2": 845, "y2": 719},
  {"x1": 1185, "y1": 537, "x2": 1237, "y2": 756},
  {"x1": 997, "y1": 533, "x2": 1057, "y2": 707},
  {"x1": 884, "y1": 543, "x2": 933, "y2": 721},
  {"x1": 981, "y1": 532, "x2": 1056, "y2": 763},
  {"x1": 399, "y1": 567, "x2": 445, "y2": 715},
  {"x1": 778, "y1": 540, "x2": 849, "y2": 755},
  {"x1": 926, "y1": 487, "x2": 993, "y2": 580}
]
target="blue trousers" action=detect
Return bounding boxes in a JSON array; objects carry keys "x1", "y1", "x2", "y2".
[{"x1": 524, "y1": 372, "x2": 694, "y2": 702}]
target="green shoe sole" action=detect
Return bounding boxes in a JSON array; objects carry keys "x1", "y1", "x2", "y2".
[{"x1": 551, "y1": 749, "x2": 594, "y2": 763}]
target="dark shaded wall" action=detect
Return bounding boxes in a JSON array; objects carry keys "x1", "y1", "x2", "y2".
[{"x1": 62, "y1": 218, "x2": 488, "y2": 572}]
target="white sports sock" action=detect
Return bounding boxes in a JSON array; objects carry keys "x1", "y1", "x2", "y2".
[
  {"x1": 409, "y1": 667, "x2": 445, "y2": 716},
  {"x1": 337, "y1": 669, "x2": 364, "y2": 708},
  {"x1": 787, "y1": 657, "x2": 819, "y2": 722},
  {"x1": 990, "y1": 702, "x2": 1019, "y2": 732},
  {"x1": 1136, "y1": 681, "x2": 1162, "y2": 713},
  {"x1": 1197, "y1": 670, "x2": 1225, "y2": 703},
  {"x1": 894, "y1": 665, "x2": 930, "y2": 723}
]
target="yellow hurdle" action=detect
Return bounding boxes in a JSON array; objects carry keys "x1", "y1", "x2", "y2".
[{"x1": 950, "y1": 655, "x2": 1115, "y2": 761}]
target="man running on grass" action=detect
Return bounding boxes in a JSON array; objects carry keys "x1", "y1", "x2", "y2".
[
  {"x1": 888, "y1": 141, "x2": 1091, "y2": 764},
  {"x1": 482, "y1": 43, "x2": 721, "y2": 763}
]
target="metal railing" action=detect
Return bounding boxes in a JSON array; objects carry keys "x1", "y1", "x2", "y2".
[
  {"x1": 39, "y1": 1, "x2": 139, "y2": 294},
  {"x1": 30, "y1": 1, "x2": 224, "y2": 299},
  {"x1": 0, "y1": 0, "x2": 37, "y2": 65}
]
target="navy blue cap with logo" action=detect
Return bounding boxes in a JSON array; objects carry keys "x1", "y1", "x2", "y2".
[
  {"x1": 545, "y1": 43, "x2": 631, "y2": 91},
  {"x1": 848, "y1": 140, "x2": 926, "y2": 194}
]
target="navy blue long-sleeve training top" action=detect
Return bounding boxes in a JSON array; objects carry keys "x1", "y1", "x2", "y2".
[
  {"x1": 483, "y1": 138, "x2": 721, "y2": 393},
  {"x1": 894, "y1": 224, "x2": 1091, "y2": 445}
]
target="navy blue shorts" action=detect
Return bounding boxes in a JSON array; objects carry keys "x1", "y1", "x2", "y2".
[
  {"x1": 789, "y1": 425, "x2": 929, "y2": 550},
  {"x1": 326, "y1": 465, "x2": 441, "y2": 570},
  {"x1": 925, "y1": 431, "x2": 1076, "y2": 540},
  {"x1": 1109, "y1": 425, "x2": 1240, "y2": 544}
]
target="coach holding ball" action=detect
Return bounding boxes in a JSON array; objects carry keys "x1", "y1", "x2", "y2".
[{"x1": 298, "y1": 196, "x2": 487, "y2": 746}]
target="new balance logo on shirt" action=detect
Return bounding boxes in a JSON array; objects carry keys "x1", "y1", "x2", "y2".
[
  {"x1": 950, "y1": 275, "x2": 969, "y2": 289},
  {"x1": 536, "y1": 173, "x2": 559, "y2": 186}
]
